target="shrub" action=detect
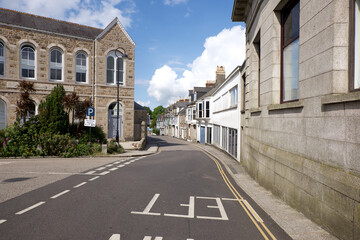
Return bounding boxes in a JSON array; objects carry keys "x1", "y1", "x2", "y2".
[
  {"x1": 79, "y1": 126, "x2": 106, "y2": 144},
  {"x1": 107, "y1": 140, "x2": 124, "y2": 154}
]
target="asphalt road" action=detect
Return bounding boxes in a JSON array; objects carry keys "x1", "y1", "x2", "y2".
[{"x1": 0, "y1": 137, "x2": 291, "y2": 240}]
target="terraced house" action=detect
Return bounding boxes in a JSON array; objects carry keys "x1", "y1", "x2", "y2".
[
  {"x1": 232, "y1": 0, "x2": 360, "y2": 239},
  {"x1": 0, "y1": 8, "x2": 136, "y2": 140}
]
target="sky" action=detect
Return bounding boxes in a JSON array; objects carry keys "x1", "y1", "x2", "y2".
[{"x1": 0, "y1": 0, "x2": 246, "y2": 110}]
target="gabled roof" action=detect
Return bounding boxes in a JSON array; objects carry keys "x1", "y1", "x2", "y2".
[
  {"x1": 95, "y1": 17, "x2": 135, "y2": 45},
  {"x1": 0, "y1": 8, "x2": 102, "y2": 40},
  {"x1": 194, "y1": 87, "x2": 210, "y2": 93},
  {"x1": 134, "y1": 102, "x2": 147, "y2": 110}
]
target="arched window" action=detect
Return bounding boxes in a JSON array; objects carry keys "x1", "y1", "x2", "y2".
[
  {"x1": 0, "y1": 42, "x2": 4, "y2": 77},
  {"x1": 106, "y1": 51, "x2": 125, "y2": 85},
  {"x1": 75, "y1": 52, "x2": 87, "y2": 83},
  {"x1": 21, "y1": 45, "x2": 35, "y2": 78},
  {"x1": 50, "y1": 48, "x2": 63, "y2": 81},
  {"x1": 0, "y1": 99, "x2": 6, "y2": 129}
]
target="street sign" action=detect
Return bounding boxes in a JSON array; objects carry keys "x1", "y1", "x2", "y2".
[
  {"x1": 86, "y1": 107, "x2": 95, "y2": 117},
  {"x1": 84, "y1": 119, "x2": 96, "y2": 127}
]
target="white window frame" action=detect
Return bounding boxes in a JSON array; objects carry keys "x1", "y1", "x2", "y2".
[
  {"x1": 205, "y1": 100, "x2": 210, "y2": 118},
  {"x1": 49, "y1": 48, "x2": 63, "y2": 81},
  {"x1": 75, "y1": 51, "x2": 88, "y2": 83},
  {"x1": 106, "y1": 51, "x2": 126, "y2": 86},
  {"x1": 230, "y1": 86, "x2": 238, "y2": 107},
  {"x1": 21, "y1": 45, "x2": 36, "y2": 79},
  {"x1": 0, "y1": 42, "x2": 5, "y2": 77}
]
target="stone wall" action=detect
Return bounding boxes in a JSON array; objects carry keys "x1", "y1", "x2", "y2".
[{"x1": 240, "y1": 0, "x2": 360, "y2": 239}]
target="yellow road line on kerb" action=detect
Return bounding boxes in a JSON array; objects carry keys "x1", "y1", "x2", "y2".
[{"x1": 204, "y1": 151, "x2": 276, "y2": 240}]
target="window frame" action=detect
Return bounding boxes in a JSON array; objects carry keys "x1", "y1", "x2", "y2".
[
  {"x1": 0, "y1": 41, "x2": 5, "y2": 77},
  {"x1": 230, "y1": 86, "x2": 238, "y2": 107},
  {"x1": 49, "y1": 48, "x2": 64, "y2": 81},
  {"x1": 20, "y1": 44, "x2": 36, "y2": 79},
  {"x1": 280, "y1": 0, "x2": 300, "y2": 103},
  {"x1": 75, "y1": 51, "x2": 88, "y2": 83},
  {"x1": 205, "y1": 100, "x2": 210, "y2": 118},
  {"x1": 350, "y1": 0, "x2": 360, "y2": 91},
  {"x1": 106, "y1": 51, "x2": 126, "y2": 86}
]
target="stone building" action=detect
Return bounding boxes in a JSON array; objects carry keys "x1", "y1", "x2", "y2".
[
  {"x1": 0, "y1": 8, "x2": 135, "y2": 140},
  {"x1": 233, "y1": 0, "x2": 360, "y2": 239},
  {"x1": 134, "y1": 102, "x2": 148, "y2": 141}
]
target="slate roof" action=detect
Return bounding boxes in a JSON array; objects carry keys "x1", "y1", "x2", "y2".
[
  {"x1": 194, "y1": 87, "x2": 210, "y2": 93},
  {"x1": 0, "y1": 8, "x2": 103, "y2": 40},
  {"x1": 134, "y1": 102, "x2": 147, "y2": 111}
]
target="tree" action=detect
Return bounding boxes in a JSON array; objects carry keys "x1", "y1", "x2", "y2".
[
  {"x1": 144, "y1": 106, "x2": 152, "y2": 117},
  {"x1": 150, "y1": 105, "x2": 165, "y2": 129},
  {"x1": 38, "y1": 84, "x2": 69, "y2": 134},
  {"x1": 16, "y1": 80, "x2": 36, "y2": 123},
  {"x1": 63, "y1": 92, "x2": 79, "y2": 124}
]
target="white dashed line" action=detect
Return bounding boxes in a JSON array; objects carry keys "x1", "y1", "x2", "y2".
[
  {"x1": 50, "y1": 190, "x2": 70, "y2": 199},
  {"x1": 109, "y1": 167, "x2": 118, "y2": 171},
  {"x1": 15, "y1": 201, "x2": 46, "y2": 215},
  {"x1": 74, "y1": 182, "x2": 87, "y2": 188},
  {"x1": 118, "y1": 164, "x2": 125, "y2": 168},
  {"x1": 100, "y1": 171, "x2": 110, "y2": 175},
  {"x1": 89, "y1": 176, "x2": 100, "y2": 181},
  {"x1": 124, "y1": 162, "x2": 131, "y2": 165},
  {"x1": 114, "y1": 161, "x2": 121, "y2": 164},
  {"x1": 109, "y1": 234, "x2": 121, "y2": 240},
  {"x1": 96, "y1": 167, "x2": 106, "y2": 171},
  {"x1": 221, "y1": 198, "x2": 238, "y2": 201},
  {"x1": 85, "y1": 170, "x2": 96, "y2": 175},
  {"x1": 106, "y1": 164, "x2": 113, "y2": 167},
  {"x1": 0, "y1": 219, "x2": 7, "y2": 225}
]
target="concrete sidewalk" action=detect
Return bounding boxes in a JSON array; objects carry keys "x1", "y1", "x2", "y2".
[
  {"x1": 114, "y1": 143, "x2": 159, "y2": 157},
  {"x1": 194, "y1": 142, "x2": 337, "y2": 240}
]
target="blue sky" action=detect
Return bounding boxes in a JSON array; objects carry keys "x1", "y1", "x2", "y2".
[{"x1": 0, "y1": 0, "x2": 245, "y2": 110}]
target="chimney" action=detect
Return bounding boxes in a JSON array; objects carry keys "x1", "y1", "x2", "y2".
[
  {"x1": 206, "y1": 80, "x2": 215, "y2": 88},
  {"x1": 215, "y1": 66, "x2": 226, "y2": 86}
]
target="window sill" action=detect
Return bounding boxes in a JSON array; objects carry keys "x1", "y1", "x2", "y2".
[
  {"x1": 213, "y1": 105, "x2": 238, "y2": 114},
  {"x1": 321, "y1": 92, "x2": 360, "y2": 105},
  {"x1": 267, "y1": 100, "x2": 304, "y2": 111},
  {"x1": 249, "y1": 107, "x2": 261, "y2": 114}
]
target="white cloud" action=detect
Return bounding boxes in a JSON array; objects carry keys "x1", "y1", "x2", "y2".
[
  {"x1": 164, "y1": 0, "x2": 188, "y2": 6},
  {"x1": 0, "y1": 0, "x2": 135, "y2": 29},
  {"x1": 137, "y1": 100, "x2": 151, "y2": 107},
  {"x1": 147, "y1": 25, "x2": 246, "y2": 106}
]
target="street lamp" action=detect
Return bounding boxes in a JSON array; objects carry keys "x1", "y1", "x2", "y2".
[{"x1": 114, "y1": 47, "x2": 128, "y2": 143}]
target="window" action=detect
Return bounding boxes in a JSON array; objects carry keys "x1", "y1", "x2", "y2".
[
  {"x1": 222, "y1": 126, "x2": 228, "y2": 151},
  {"x1": 198, "y1": 102, "x2": 203, "y2": 118},
  {"x1": 50, "y1": 48, "x2": 63, "y2": 81},
  {"x1": 230, "y1": 86, "x2": 238, "y2": 107},
  {"x1": 106, "y1": 51, "x2": 125, "y2": 85},
  {"x1": 205, "y1": 101, "x2": 210, "y2": 118},
  {"x1": 0, "y1": 42, "x2": 4, "y2": 76},
  {"x1": 214, "y1": 125, "x2": 220, "y2": 146},
  {"x1": 281, "y1": 0, "x2": 299, "y2": 102},
  {"x1": 192, "y1": 107, "x2": 196, "y2": 120},
  {"x1": 21, "y1": 45, "x2": 35, "y2": 78},
  {"x1": 242, "y1": 74, "x2": 246, "y2": 112},
  {"x1": 228, "y1": 128, "x2": 237, "y2": 158},
  {"x1": 75, "y1": 52, "x2": 87, "y2": 83},
  {"x1": 352, "y1": 0, "x2": 360, "y2": 90},
  {"x1": 0, "y1": 99, "x2": 6, "y2": 129}
]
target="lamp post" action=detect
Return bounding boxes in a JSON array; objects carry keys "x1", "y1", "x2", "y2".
[{"x1": 114, "y1": 47, "x2": 128, "y2": 143}]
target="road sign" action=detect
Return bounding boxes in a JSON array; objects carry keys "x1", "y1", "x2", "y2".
[
  {"x1": 84, "y1": 119, "x2": 96, "y2": 127},
  {"x1": 87, "y1": 107, "x2": 95, "y2": 117}
]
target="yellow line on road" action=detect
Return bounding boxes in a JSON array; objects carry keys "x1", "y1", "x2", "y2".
[{"x1": 203, "y1": 151, "x2": 276, "y2": 240}]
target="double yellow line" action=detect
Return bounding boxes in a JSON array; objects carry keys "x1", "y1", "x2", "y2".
[{"x1": 205, "y1": 152, "x2": 276, "y2": 240}]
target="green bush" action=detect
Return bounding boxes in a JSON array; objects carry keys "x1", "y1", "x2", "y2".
[
  {"x1": 78, "y1": 126, "x2": 106, "y2": 144},
  {"x1": 107, "y1": 140, "x2": 124, "y2": 154}
]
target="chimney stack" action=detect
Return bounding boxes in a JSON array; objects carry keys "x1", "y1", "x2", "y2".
[
  {"x1": 206, "y1": 80, "x2": 215, "y2": 88},
  {"x1": 215, "y1": 66, "x2": 226, "y2": 86}
]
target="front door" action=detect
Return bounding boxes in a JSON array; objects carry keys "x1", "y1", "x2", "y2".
[
  {"x1": 108, "y1": 103, "x2": 123, "y2": 139},
  {"x1": 200, "y1": 126, "x2": 205, "y2": 144}
]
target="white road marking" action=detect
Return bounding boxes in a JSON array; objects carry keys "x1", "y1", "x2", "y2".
[
  {"x1": 109, "y1": 167, "x2": 118, "y2": 171},
  {"x1": 164, "y1": 196, "x2": 195, "y2": 219},
  {"x1": 89, "y1": 176, "x2": 100, "y2": 181},
  {"x1": 100, "y1": 171, "x2": 110, "y2": 175},
  {"x1": 124, "y1": 162, "x2": 131, "y2": 165},
  {"x1": 117, "y1": 164, "x2": 125, "y2": 168},
  {"x1": 50, "y1": 190, "x2": 70, "y2": 199},
  {"x1": 85, "y1": 170, "x2": 96, "y2": 175},
  {"x1": 114, "y1": 161, "x2": 121, "y2": 164},
  {"x1": 131, "y1": 193, "x2": 161, "y2": 216},
  {"x1": 143, "y1": 237, "x2": 162, "y2": 240},
  {"x1": 221, "y1": 198, "x2": 238, "y2": 201},
  {"x1": 106, "y1": 164, "x2": 113, "y2": 167},
  {"x1": 0, "y1": 219, "x2": 7, "y2": 225},
  {"x1": 74, "y1": 182, "x2": 87, "y2": 188},
  {"x1": 96, "y1": 167, "x2": 106, "y2": 171},
  {"x1": 243, "y1": 200, "x2": 263, "y2": 222},
  {"x1": 16, "y1": 201, "x2": 46, "y2": 215},
  {"x1": 196, "y1": 197, "x2": 228, "y2": 221},
  {"x1": 109, "y1": 234, "x2": 121, "y2": 240}
]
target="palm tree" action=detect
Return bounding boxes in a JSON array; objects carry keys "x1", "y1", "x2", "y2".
[{"x1": 16, "y1": 80, "x2": 35, "y2": 123}]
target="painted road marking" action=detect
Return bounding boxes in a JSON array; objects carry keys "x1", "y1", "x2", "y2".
[
  {"x1": 124, "y1": 162, "x2": 131, "y2": 165},
  {"x1": 114, "y1": 161, "x2": 121, "y2": 164},
  {"x1": 15, "y1": 201, "x2": 45, "y2": 215},
  {"x1": 109, "y1": 234, "x2": 121, "y2": 240},
  {"x1": 243, "y1": 200, "x2": 263, "y2": 223},
  {"x1": 143, "y1": 237, "x2": 162, "y2": 240},
  {"x1": 100, "y1": 171, "x2": 110, "y2": 175},
  {"x1": 89, "y1": 176, "x2": 100, "y2": 181},
  {"x1": 96, "y1": 167, "x2": 106, "y2": 171},
  {"x1": 106, "y1": 164, "x2": 113, "y2": 167},
  {"x1": 85, "y1": 170, "x2": 96, "y2": 175},
  {"x1": 131, "y1": 193, "x2": 161, "y2": 216},
  {"x1": 0, "y1": 219, "x2": 7, "y2": 225},
  {"x1": 51, "y1": 190, "x2": 70, "y2": 199},
  {"x1": 74, "y1": 182, "x2": 87, "y2": 188},
  {"x1": 221, "y1": 198, "x2": 238, "y2": 201},
  {"x1": 196, "y1": 196, "x2": 228, "y2": 221},
  {"x1": 164, "y1": 196, "x2": 195, "y2": 219},
  {"x1": 118, "y1": 164, "x2": 125, "y2": 168},
  {"x1": 109, "y1": 167, "x2": 118, "y2": 171}
]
